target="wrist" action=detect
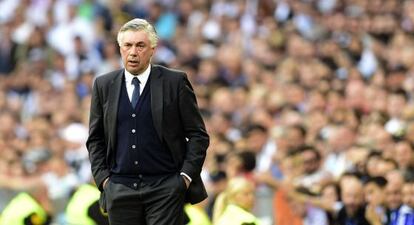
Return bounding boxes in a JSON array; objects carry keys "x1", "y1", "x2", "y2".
[
  {"x1": 102, "y1": 177, "x2": 109, "y2": 189},
  {"x1": 182, "y1": 175, "x2": 190, "y2": 182},
  {"x1": 181, "y1": 175, "x2": 190, "y2": 188}
]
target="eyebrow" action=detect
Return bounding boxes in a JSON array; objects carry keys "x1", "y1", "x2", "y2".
[{"x1": 124, "y1": 41, "x2": 146, "y2": 45}]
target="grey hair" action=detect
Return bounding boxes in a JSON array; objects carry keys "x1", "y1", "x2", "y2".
[{"x1": 117, "y1": 18, "x2": 158, "y2": 48}]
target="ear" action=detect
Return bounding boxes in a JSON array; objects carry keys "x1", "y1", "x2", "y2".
[{"x1": 150, "y1": 47, "x2": 156, "y2": 56}]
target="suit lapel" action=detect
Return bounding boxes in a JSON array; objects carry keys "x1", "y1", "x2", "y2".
[
  {"x1": 150, "y1": 65, "x2": 163, "y2": 141},
  {"x1": 108, "y1": 70, "x2": 123, "y2": 150}
]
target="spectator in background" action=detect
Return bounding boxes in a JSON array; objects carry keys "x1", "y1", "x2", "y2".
[
  {"x1": 257, "y1": 151, "x2": 302, "y2": 225},
  {"x1": 364, "y1": 151, "x2": 384, "y2": 178},
  {"x1": 205, "y1": 170, "x2": 227, "y2": 220},
  {"x1": 323, "y1": 126, "x2": 356, "y2": 179},
  {"x1": 185, "y1": 199, "x2": 212, "y2": 225},
  {"x1": 0, "y1": 150, "x2": 78, "y2": 224},
  {"x1": 286, "y1": 181, "x2": 343, "y2": 225},
  {"x1": 213, "y1": 177, "x2": 260, "y2": 225},
  {"x1": 385, "y1": 170, "x2": 405, "y2": 225},
  {"x1": 0, "y1": 22, "x2": 17, "y2": 74},
  {"x1": 385, "y1": 90, "x2": 409, "y2": 136},
  {"x1": 0, "y1": 183, "x2": 52, "y2": 225},
  {"x1": 404, "y1": 121, "x2": 414, "y2": 147},
  {"x1": 317, "y1": 182, "x2": 343, "y2": 225},
  {"x1": 394, "y1": 140, "x2": 414, "y2": 179},
  {"x1": 336, "y1": 175, "x2": 370, "y2": 225},
  {"x1": 225, "y1": 150, "x2": 256, "y2": 180},
  {"x1": 400, "y1": 178, "x2": 414, "y2": 224},
  {"x1": 363, "y1": 150, "x2": 399, "y2": 179},
  {"x1": 244, "y1": 124, "x2": 276, "y2": 225},
  {"x1": 294, "y1": 145, "x2": 333, "y2": 193},
  {"x1": 284, "y1": 125, "x2": 307, "y2": 152},
  {"x1": 244, "y1": 125, "x2": 270, "y2": 161},
  {"x1": 364, "y1": 176, "x2": 388, "y2": 225},
  {"x1": 377, "y1": 158, "x2": 399, "y2": 177},
  {"x1": 65, "y1": 182, "x2": 109, "y2": 225},
  {"x1": 290, "y1": 187, "x2": 329, "y2": 225}
]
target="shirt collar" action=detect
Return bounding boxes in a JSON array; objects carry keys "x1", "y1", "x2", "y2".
[
  {"x1": 124, "y1": 65, "x2": 151, "y2": 86},
  {"x1": 400, "y1": 205, "x2": 414, "y2": 214}
]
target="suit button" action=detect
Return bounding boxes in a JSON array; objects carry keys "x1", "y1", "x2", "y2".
[
  {"x1": 134, "y1": 161, "x2": 138, "y2": 165},
  {"x1": 132, "y1": 145, "x2": 136, "y2": 149},
  {"x1": 132, "y1": 113, "x2": 136, "y2": 117},
  {"x1": 133, "y1": 183, "x2": 137, "y2": 188},
  {"x1": 132, "y1": 129, "x2": 136, "y2": 133},
  {"x1": 138, "y1": 174, "x2": 143, "y2": 179}
]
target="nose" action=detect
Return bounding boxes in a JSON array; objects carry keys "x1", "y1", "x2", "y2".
[{"x1": 129, "y1": 46, "x2": 140, "y2": 55}]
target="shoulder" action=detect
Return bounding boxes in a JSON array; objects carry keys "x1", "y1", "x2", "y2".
[
  {"x1": 95, "y1": 69, "x2": 123, "y2": 85},
  {"x1": 224, "y1": 205, "x2": 258, "y2": 223},
  {"x1": 152, "y1": 64, "x2": 187, "y2": 80},
  {"x1": 400, "y1": 205, "x2": 414, "y2": 214}
]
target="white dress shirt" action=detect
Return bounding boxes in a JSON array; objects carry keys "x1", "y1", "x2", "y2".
[{"x1": 124, "y1": 65, "x2": 151, "y2": 102}]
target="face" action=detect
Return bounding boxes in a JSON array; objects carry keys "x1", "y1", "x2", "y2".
[
  {"x1": 395, "y1": 142, "x2": 413, "y2": 169},
  {"x1": 225, "y1": 154, "x2": 242, "y2": 178},
  {"x1": 341, "y1": 178, "x2": 364, "y2": 216},
  {"x1": 366, "y1": 156, "x2": 380, "y2": 177},
  {"x1": 119, "y1": 30, "x2": 155, "y2": 75},
  {"x1": 285, "y1": 127, "x2": 305, "y2": 149},
  {"x1": 247, "y1": 130, "x2": 267, "y2": 153},
  {"x1": 364, "y1": 183, "x2": 384, "y2": 206},
  {"x1": 322, "y1": 185, "x2": 339, "y2": 204},
  {"x1": 302, "y1": 150, "x2": 320, "y2": 174},
  {"x1": 387, "y1": 94, "x2": 406, "y2": 118},
  {"x1": 402, "y1": 183, "x2": 414, "y2": 208},
  {"x1": 232, "y1": 183, "x2": 255, "y2": 211},
  {"x1": 376, "y1": 160, "x2": 396, "y2": 176},
  {"x1": 385, "y1": 182, "x2": 403, "y2": 210},
  {"x1": 402, "y1": 184, "x2": 411, "y2": 206}
]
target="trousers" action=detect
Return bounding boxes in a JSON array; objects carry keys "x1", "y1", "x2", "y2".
[{"x1": 103, "y1": 174, "x2": 186, "y2": 225}]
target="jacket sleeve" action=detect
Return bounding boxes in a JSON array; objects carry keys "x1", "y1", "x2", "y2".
[
  {"x1": 86, "y1": 78, "x2": 110, "y2": 191},
  {"x1": 178, "y1": 75, "x2": 210, "y2": 180}
]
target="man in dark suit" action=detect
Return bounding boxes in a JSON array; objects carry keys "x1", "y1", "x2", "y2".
[{"x1": 86, "y1": 18, "x2": 209, "y2": 225}]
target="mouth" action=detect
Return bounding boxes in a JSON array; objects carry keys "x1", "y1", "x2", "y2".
[{"x1": 128, "y1": 60, "x2": 139, "y2": 66}]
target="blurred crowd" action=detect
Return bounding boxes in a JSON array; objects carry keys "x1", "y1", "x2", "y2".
[{"x1": 1, "y1": 0, "x2": 414, "y2": 224}]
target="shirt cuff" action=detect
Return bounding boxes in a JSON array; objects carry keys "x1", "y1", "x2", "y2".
[{"x1": 180, "y1": 172, "x2": 192, "y2": 183}]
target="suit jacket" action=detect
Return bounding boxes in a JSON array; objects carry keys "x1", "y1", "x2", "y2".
[
  {"x1": 86, "y1": 64, "x2": 210, "y2": 204},
  {"x1": 336, "y1": 206, "x2": 370, "y2": 225}
]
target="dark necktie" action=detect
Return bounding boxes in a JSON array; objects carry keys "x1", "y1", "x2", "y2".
[{"x1": 131, "y1": 77, "x2": 140, "y2": 108}]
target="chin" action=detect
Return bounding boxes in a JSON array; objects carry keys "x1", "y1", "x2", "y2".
[
  {"x1": 128, "y1": 68, "x2": 140, "y2": 74},
  {"x1": 242, "y1": 204, "x2": 253, "y2": 211}
]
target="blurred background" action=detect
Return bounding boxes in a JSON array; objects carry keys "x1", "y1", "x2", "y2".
[{"x1": 1, "y1": 0, "x2": 414, "y2": 224}]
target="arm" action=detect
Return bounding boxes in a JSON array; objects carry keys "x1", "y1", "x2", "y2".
[
  {"x1": 178, "y1": 75, "x2": 209, "y2": 181},
  {"x1": 86, "y1": 79, "x2": 110, "y2": 191},
  {"x1": 255, "y1": 171, "x2": 282, "y2": 189},
  {"x1": 255, "y1": 171, "x2": 335, "y2": 212},
  {"x1": 288, "y1": 191, "x2": 337, "y2": 214},
  {"x1": 0, "y1": 174, "x2": 42, "y2": 190},
  {"x1": 365, "y1": 205, "x2": 384, "y2": 225}
]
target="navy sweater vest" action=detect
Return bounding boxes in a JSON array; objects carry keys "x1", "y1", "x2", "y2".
[{"x1": 111, "y1": 75, "x2": 176, "y2": 187}]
